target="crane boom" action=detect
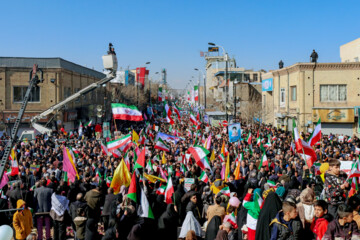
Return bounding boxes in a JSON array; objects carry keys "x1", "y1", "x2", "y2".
[{"x1": 0, "y1": 65, "x2": 43, "y2": 182}]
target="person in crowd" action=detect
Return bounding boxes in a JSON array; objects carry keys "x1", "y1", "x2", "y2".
[
  {"x1": 269, "y1": 201, "x2": 302, "y2": 240},
  {"x1": 207, "y1": 194, "x2": 226, "y2": 223},
  {"x1": 348, "y1": 195, "x2": 360, "y2": 229},
  {"x1": 34, "y1": 179, "x2": 53, "y2": 240},
  {"x1": 296, "y1": 187, "x2": 315, "y2": 238},
  {"x1": 323, "y1": 204, "x2": 360, "y2": 239},
  {"x1": 324, "y1": 159, "x2": 349, "y2": 218},
  {"x1": 13, "y1": 199, "x2": 33, "y2": 240},
  {"x1": 310, "y1": 200, "x2": 331, "y2": 240}
]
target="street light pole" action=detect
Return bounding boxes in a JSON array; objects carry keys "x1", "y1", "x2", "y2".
[{"x1": 234, "y1": 79, "x2": 239, "y2": 121}]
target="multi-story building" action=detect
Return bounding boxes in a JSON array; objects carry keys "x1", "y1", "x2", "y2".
[
  {"x1": 340, "y1": 37, "x2": 360, "y2": 63},
  {"x1": 261, "y1": 62, "x2": 360, "y2": 136},
  {"x1": 204, "y1": 54, "x2": 263, "y2": 121},
  {"x1": 0, "y1": 57, "x2": 106, "y2": 134}
]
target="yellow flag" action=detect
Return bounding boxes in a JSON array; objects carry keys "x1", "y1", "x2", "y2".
[
  {"x1": 132, "y1": 130, "x2": 140, "y2": 144},
  {"x1": 161, "y1": 151, "x2": 167, "y2": 164},
  {"x1": 143, "y1": 173, "x2": 166, "y2": 183},
  {"x1": 225, "y1": 154, "x2": 230, "y2": 182},
  {"x1": 234, "y1": 162, "x2": 241, "y2": 180},
  {"x1": 110, "y1": 160, "x2": 131, "y2": 194},
  {"x1": 221, "y1": 141, "x2": 225, "y2": 155},
  {"x1": 210, "y1": 150, "x2": 215, "y2": 162}
]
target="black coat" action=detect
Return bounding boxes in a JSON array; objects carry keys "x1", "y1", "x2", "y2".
[
  {"x1": 255, "y1": 192, "x2": 282, "y2": 240},
  {"x1": 205, "y1": 215, "x2": 222, "y2": 240},
  {"x1": 158, "y1": 204, "x2": 179, "y2": 240}
]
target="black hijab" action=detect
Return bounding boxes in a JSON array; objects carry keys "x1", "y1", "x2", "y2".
[
  {"x1": 158, "y1": 204, "x2": 179, "y2": 240},
  {"x1": 205, "y1": 215, "x2": 222, "y2": 240},
  {"x1": 255, "y1": 191, "x2": 282, "y2": 240}
]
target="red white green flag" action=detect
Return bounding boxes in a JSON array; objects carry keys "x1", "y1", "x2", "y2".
[
  {"x1": 164, "y1": 102, "x2": 174, "y2": 125},
  {"x1": 189, "y1": 114, "x2": 197, "y2": 126},
  {"x1": 308, "y1": 118, "x2": 321, "y2": 147},
  {"x1": 199, "y1": 171, "x2": 209, "y2": 183},
  {"x1": 165, "y1": 176, "x2": 174, "y2": 204},
  {"x1": 107, "y1": 134, "x2": 131, "y2": 151},
  {"x1": 111, "y1": 103, "x2": 144, "y2": 121},
  {"x1": 154, "y1": 138, "x2": 170, "y2": 152},
  {"x1": 220, "y1": 186, "x2": 230, "y2": 197}
]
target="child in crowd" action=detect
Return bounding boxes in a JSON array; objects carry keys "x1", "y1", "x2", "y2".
[
  {"x1": 310, "y1": 200, "x2": 331, "y2": 240},
  {"x1": 324, "y1": 159, "x2": 349, "y2": 218},
  {"x1": 323, "y1": 204, "x2": 360, "y2": 240},
  {"x1": 270, "y1": 201, "x2": 302, "y2": 240}
]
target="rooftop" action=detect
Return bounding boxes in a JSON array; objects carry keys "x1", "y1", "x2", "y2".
[{"x1": 0, "y1": 57, "x2": 105, "y2": 79}]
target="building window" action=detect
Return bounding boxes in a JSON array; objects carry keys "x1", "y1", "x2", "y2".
[
  {"x1": 291, "y1": 86, "x2": 297, "y2": 101},
  {"x1": 355, "y1": 57, "x2": 359, "y2": 62},
  {"x1": 280, "y1": 88, "x2": 285, "y2": 107},
  {"x1": 244, "y1": 74, "x2": 250, "y2": 81},
  {"x1": 320, "y1": 85, "x2": 347, "y2": 102},
  {"x1": 13, "y1": 86, "x2": 40, "y2": 103},
  {"x1": 64, "y1": 87, "x2": 72, "y2": 99},
  {"x1": 253, "y1": 74, "x2": 258, "y2": 82}
]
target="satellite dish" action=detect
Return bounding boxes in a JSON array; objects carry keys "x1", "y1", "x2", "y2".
[
  {"x1": 97, "y1": 112, "x2": 103, "y2": 118},
  {"x1": 226, "y1": 103, "x2": 231, "y2": 108},
  {"x1": 227, "y1": 111, "x2": 232, "y2": 115},
  {"x1": 97, "y1": 105, "x2": 103, "y2": 112}
]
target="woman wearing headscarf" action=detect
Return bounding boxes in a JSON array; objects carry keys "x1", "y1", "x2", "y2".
[
  {"x1": 254, "y1": 191, "x2": 282, "y2": 240},
  {"x1": 152, "y1": 194, "x2": 167, "y2": 219},
  {"x1": 179, "y1": 211, "x2": 203, "y2": 239},
  {"x1": 158, "y1": 204, "x2": 179, "y2": 240},
  {"x1": 205, "y1": 215, "x2": 222, "y2": 240},
  {"x1": 296, "y1": 187, "x2": 315, "y2": 238}
]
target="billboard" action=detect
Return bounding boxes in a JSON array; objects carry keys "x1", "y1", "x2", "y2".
[
  {"x1": 136, "y1": 67, "x2": 149, "y2": 88},
  {"x1": 262, "y1": 78, "x2": 273, "y2": 91},
  {"x1": 312, "y1": 108, "x2": 354, "y2": 123},
  {"x1": 125, "y1": 70, "x2": 135, "y2": 85}
]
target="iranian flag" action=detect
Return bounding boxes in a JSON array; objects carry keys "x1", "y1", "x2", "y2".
[
  {"x1": 314, "y1": 162, "x2": 321, "y2": 175},
  {"x1": 156, "y1": 185, "x2": 166, "y2": 195},
  {"x1": 348, "y1": 159, "x2": 360, "y2": 179},
  {"x1": 146, "y1": 159, "x2": 153, "y2": 172},
  {"x1": 173, "y1": 104, "x2": 181, "y2": 121},
  {"x1": 308, "y1": 118, "x2": 321, "y2": 146},
  {"x1": 225, "y1": 212, "x2": 238, "y2": 229},
  {"x1": 180, "y1": 163, "x2": 187, "y2": 174},
  {"x1": 194, "y1": 85, "x2": 199, "y2": 101},
  {"x1": 164, "y1": 102, "x2": 174, "y2": 125},
  {"x1": 267, "y1": 180, "x2": 276, "y2": 188},
  {"x1": 101, "y1": 142, "x2": 110, "y2": 156},
  {"x1": 246, "y1": 132, "x2": 252, "y2": 145},
  {"x1": 154, "y1": 138, "x2": 170, "y2": 152},
  {"x1": 107, "y1": 134, "x2": 131, "y2": 151},
  {"x1": 111, "y1": 103, "x2": 144, "y2": 121},
  {"x1": 158, "y1": 87, "x2": 163, "y2": 102},
  {"x1": 189, "y1": 114, "x2": 197, "y2": 126},
  {"x1": 188, "y1": 145, "x2": 210, "y2": 169},
  {"x1": 199, "y1": 171, "x2": 209, "y2": 183},
  {"x1": 293, "y1": 119, "x2": 317, "y2": 168},
  {"x1": 220, "y1": 186, "x2": 230, "y2": 197},
  {"x1": 165, "y1": 176, "x2": 174, "y2": 204},
  {"x1": 110, "y1": 149, "x2": 121, "y2": 158},
  {"x1": 218, "y1": 153, "x2": 225, "y2": 162},
  {"x1": 86, "y1": 120, "x2": 93, "y2": 127},
  {"x1": 258, "y1": 152, "x2": 268, "y2": 170}
]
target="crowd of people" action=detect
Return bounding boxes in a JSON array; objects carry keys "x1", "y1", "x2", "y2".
[{"x1": 1, "y1": 110, "x2": 360, "y2": 240}]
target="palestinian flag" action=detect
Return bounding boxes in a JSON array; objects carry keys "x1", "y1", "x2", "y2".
[
  {"x1": 107, "y1": 134, "x2": 131, "y2": 151},
  {"x1": 134, "y1": 148, "x2": 146, "y2": 169},
  {"x1": 220, "y1": 186, "x2": 230, "y2": 197},
  {"x1": 194, "y1": 85, "x2": 199, "y2": 101},
  {"x1": 258, "y1": 152, "x2": 268, "y2": 170},
  {"x1": 308, "y1": 118, "x2": 321, "y2": 147},
  {"x1": 156, "y1": 185, "x2": 166, "y2": 195},
  {"x1": 154, "y1": 138, "x2": 170, "y2": 152},
  {"x1": 199, "y1": 171, "x2": 209, "y2": 183},
  {"x1": 138, "y1": 186, "x2": 154, "y2": 219},
  {"x1": 267, "y1": 180, "x2": 276, "y2": 188},
  {"x1": 127, "y1": 172, "x2": 137, "y2": 202},
  {"x1": 165, "y1": 176, "x2": 174, "y2": 204},
  {"x1": 189, "y1": 114, "x2": 197, "y2": 126},
  {"x1": 111, "y1": 103, "x2": 144, "y2": 121},
  {"x1": 164, "y1": 102, "x2": 174, "y2": 125},
  {"x1": 225, "y1": 212, "x2": 238, "y2": 229}
]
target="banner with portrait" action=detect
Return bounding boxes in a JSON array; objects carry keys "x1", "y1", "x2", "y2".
[{"x1": 228, "y1": 123, "x2": 241, "y2": 143}]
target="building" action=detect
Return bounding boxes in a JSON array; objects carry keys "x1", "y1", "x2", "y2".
[
  {"x1": 340, "y1": 38, "x2": 360, "y2": 62},
  {"x1": 0, "y1": 57, "x2": 106, "y2": 134},
  {"x1": 261, "y1": 62, "x2": 360, "y2": 136},
  {"x1": 204, "y1": 54, "x2": 263, "y2": 120}
]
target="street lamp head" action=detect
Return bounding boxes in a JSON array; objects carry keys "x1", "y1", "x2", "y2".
[
  {"x1": 155, "y1": 72, "x2": 159, "y2": 74},
  {"x1": 208, "y1": 42, "x2": 216, "y2": 46},
  {"x1": 194, "y1": 68, "x2": 199, "y2": 71},
  {"x1": 145, "y1": 62, "x2": 151, "y2": 65}
]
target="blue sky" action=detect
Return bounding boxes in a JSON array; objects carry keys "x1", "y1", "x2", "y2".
[{"x1": 1, "y1": 0, "x2": 359, "y2": 89}]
